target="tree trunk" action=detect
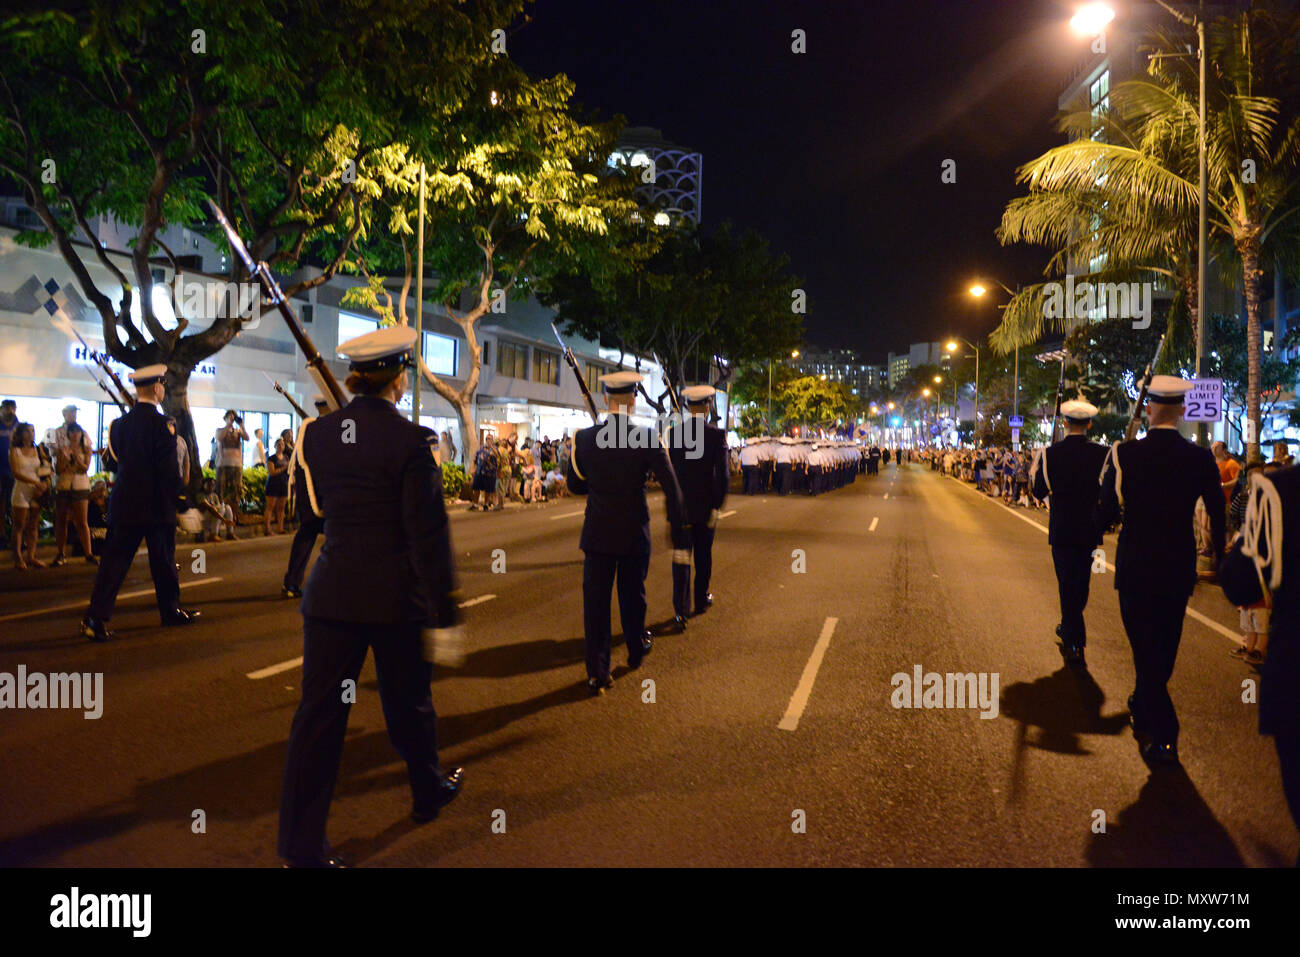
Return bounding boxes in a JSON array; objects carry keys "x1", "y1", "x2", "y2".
[
  {"x1": 162, "y1": 365, "x2": 203, "y2": 507},
  {"x1": 1241, "y1": 233, "x2": 1264, "y2": 463},
  {"x1": 453, "y1": 396, "x2": 476, "y2": 499}
]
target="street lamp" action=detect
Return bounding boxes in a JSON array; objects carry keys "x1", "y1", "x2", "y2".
[
  {"x1": 1073, "y1": 2, "x2": 1208, "y2": 445},
  {"x1": 947, "y1": 337, "x2": 980, "y2": 447},
  {"x1": 968, "y1": 277, "x2": 1021, "y2": 444}
]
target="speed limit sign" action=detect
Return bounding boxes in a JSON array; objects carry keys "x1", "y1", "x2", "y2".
[{"x1": 1183, "y1": 378, "x2": 1222, "y2": 422}]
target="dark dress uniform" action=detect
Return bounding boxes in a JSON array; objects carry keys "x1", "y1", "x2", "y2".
[
  {"x1": 566, "y1": 411, "x2": 687, "y2": 688},
  {"x1": 667, "y1": 412, "x2": 729, "y2": 620},
  {"x1": 1031, "y1": 432, "x2": 1109, "y2": 660},
  {"x1": 1219, "y1": 466, "x2": 1300, "y2": 845},
  {"x1": 278, "y1": 378, "x2": 461, "y2": 865},
  {"x1": 85, "y1": 395, "x2": 183, "y2": 630},
  {"x1": 281, "y1": 403, "x2": 329, "y2": 598},
  {"x1": 1095, "y1": 426, "x2": 1224, "y2": 759}
]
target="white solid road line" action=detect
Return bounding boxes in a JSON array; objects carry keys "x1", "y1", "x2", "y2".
[
  {"x1": 869, "y1": 517, "x2": 879, "y2": 532},
  {"x1": 778, "y1": 617, "x2": 839, "y2": 732},
  {"x1": 947, "y1": 475, "x2": 1239, "y2": 644},
  {"x1": 246, "y1": 657, "x2": 303, "y2": 680},
  {"x1": 549, "y1": 509, "x2": 585, "y2": 521},
  {"x1": 0, "y1": 576, "x2": 225, "y2": 623},
  {"x1": 248, "y1": 593, "x2": 498, "y2": 678},
  {"x1": 718, "y1": 509, "x2": 737, "y2": 519}
]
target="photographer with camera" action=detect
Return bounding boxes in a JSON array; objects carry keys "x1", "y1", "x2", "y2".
[{"x1": 215, "y1": 409, "x2": 248, "y2": 516}]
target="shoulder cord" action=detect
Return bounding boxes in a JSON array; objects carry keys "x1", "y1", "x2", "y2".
[{"x1": 1242, "y1": 470, "x2": 1283, "y2": 600}]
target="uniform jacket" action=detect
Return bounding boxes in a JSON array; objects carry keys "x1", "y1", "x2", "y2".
[
  {"x1": 667, "y1": 417, "x2": 729, "y2": 526},
  {"x1": 566, "y1": 412, "x2": 686, "y2": 555},
  {"x1": 298, "y1": 395, "x2": 457, "y2": 626},
  {"x1": 1031, "y1": 434, "x2": 1109, "y2": 547},
  {"x1": 104, "y1": 400, "x2": 181, "y2": 526},
  {"x1": 1095, "y1": 427, "x2": 1225, "y2": 596},
  {"x1": 1219, "y1": 465, "x2": 1300, "y2": 734}
]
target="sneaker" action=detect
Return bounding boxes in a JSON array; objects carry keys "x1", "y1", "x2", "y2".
[
  {"x1": 1245, "y1": 650, "x2": 1265, "y2": 666},
  {"x1": 52, "y1": 555, "x2": 67, "y2": 567},
  {"x1": 1229, "y1": 645, "x2": 1248, "y2": 659}
]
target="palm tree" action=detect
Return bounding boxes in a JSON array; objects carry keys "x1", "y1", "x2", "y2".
[{"x1": 993, "y1": 4, "x2": 1300, "y2": 460}]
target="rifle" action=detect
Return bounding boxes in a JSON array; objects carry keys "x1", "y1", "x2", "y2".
[
  {"x1": 260, "y1": 370, "x2": 310, "y2": 420},
  {"x1": 207, "y1": 199, "x2": 347, "y2": 411},
  {"x1": 1125, "y1": 331, "x2": 1168, "y2": 442},
  {"x1": 551, "y1": 322, "x2": 600, "y2": 422},
  {"x1": 50, "y1": 315, "x2": 134, "y2": 411}
]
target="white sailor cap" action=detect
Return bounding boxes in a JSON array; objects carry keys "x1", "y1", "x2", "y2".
[
  {"x1": 312, "y1": 394, "x2": 329, "y2": 411},
  {"x1": 338, "y1": 324, "x2": 418, "y2": 372},
  {"x1": 745, "y1": 436, "x2": 762, "y2": 445},
  {"x1": 1146, "y1": 375, "x2": 1193, "y2": 404},
  {"x1": 600, "y1": 370, "x2": 643, "y2": 394},
  {"x1": 778, "y1": 436, "x2": 794, "y2": 444},
  {"x1": 129, "y1": 363, "x2": 167, "y2": 386},
  {"x1": 681, "y1": 384, "x2": 716, "y2": 404},
  {"x1": 1061, "y1": 399, "x2": 1098, "y2": 421},
  {"x1": 811, "y1": 443, "x2": 820, "y2": 450}
]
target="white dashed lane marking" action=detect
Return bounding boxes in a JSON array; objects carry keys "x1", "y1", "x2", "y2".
[
  {"x1": 778, "y1": 617, "x2": 839, "y2": 732},
  {"x1": 0, "y1": 577, "x2": 225, "y2": 623}
]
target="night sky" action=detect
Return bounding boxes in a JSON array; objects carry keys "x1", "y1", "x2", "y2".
[{"x1": 512, "y1": 0, "x2": 1100, "y2": 362}]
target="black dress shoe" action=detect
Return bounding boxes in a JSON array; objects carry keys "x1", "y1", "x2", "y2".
[
  {"x1": 81, "y1": 615, "x2": 113, "y2": 643},
  {"x1": 283, "y1": 856, "x2": 348, "y2": 868},
  {"x1": 161, "y1": 607, "x2": 201, "y2": 626},
  {"x1": 412, "y1": 767, "x2": 464, "y2": 823},
  {"x1": 628, "y1": 633, "x2": 653, "y2": 670},
  {"x1": 1141, "y1": 741, "x2": 1180, "y2": 767},
  {"x1": 587, "y1": 675, "x2": 613, "y2": 696},
  {"x1": 673, "y1": 614, "x2": 687, "y2": 633},
  {"x1": 1055, "y1": 623, "x2": 1063, "y2": 640},
  {"x1": 282, "y1": 586, "x2": 303, "y2": 599}
]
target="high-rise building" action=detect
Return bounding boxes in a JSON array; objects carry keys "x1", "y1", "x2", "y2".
[{"x1": 608, "y1": 127, "x2": 703, "y2": 226}]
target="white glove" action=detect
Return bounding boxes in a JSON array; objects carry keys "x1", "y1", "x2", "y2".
[
  {"x1": 707, "y1": 509, "x2": 719, "y2": 529},
  {"x1": 421, "y1": 625, "x2": 466, "y2": 667}
]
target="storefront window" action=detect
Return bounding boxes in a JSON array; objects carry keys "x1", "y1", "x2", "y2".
[
  {"x1": 424, "y1": 332, "x2": 457, "y2": 377},
  {"x1": 495, "y1": 341, "x2": 528, "y2": 380}
]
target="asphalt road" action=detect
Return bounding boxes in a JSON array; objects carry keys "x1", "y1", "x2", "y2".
[{"x1": 0, "y1": 461, "x2": 1295, "y2": 867}]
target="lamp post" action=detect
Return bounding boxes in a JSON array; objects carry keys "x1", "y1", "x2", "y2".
[
  {"x1": 946, "y1": 337, "x2": 980, "y2": 446},
  {"x1": 969, "y1": 278, "x2": 1021, "y2": 445},
  {"x1": 1073, "y1": 1, "x2": 1208, "y2": 445}
]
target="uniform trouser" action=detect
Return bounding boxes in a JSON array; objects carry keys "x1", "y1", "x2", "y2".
[
  {"x1": 583, "y1": 551, "x2": 650, "y2": 680},
  {"x1": 88, "y1": 522, "x2": 179, "y2": 620},
  {"x1": 759, "y1": 461, "x2": 772, "y2": 492},
  {"x1": 278, "y1": 617, "x2": 440, "y2": 862},
  {"x1": 776, "y1": 463, "x2": 792, "y2": 496},
  {"x1": 672, "y1": 524, "x2": 716, "y2": 617},
  {"x1": 1118, "y1": 589, "x2": 1189, "y2": 745},
  {"x1": 283, "y1": 517, "x2": 324, "y2": 590},
  {"x1": 808, "y1": 466, "x2": 822, "y2": 495},
  {"x1": 741, "y1": 466, "x2": 757, "y2": 494},
  {"x1": 1051, "y1": 545, "x2": 1094, "y2": 650}
]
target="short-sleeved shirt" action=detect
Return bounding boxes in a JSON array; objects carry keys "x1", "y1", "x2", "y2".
[{"x1": 1218, "y1": 457, "x2": 1241, "y2": 504}]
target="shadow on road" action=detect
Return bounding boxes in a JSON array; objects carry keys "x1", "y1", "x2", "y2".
[
  {"x1": 0, "y1": 679, "x2": 590, "y2": 866},
  {"x1": 1000, "y1": 667, "x2": 1132, "y2": 804},
  {"x1": 1086, "y1": 767, "x2": 1245, "y2": 867}
]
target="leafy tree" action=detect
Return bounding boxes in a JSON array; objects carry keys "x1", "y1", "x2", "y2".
[
  {"x1": 0, "y1": 0, "x2": 516, "y2": 494},
  {"x1": 346, "y1": 61, "x2": 638, "y2": 464},
  {"x1": 777, "y1": 375, "x2": 850, "y2": 430}
]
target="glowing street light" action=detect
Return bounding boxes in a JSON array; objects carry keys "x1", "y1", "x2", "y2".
[
  {"x1": 968, "y1": 283, "x2": 987, "y2": 298},
  {"x1": 1069, "y1": 2, "x2": 1115, "y2": 36}
]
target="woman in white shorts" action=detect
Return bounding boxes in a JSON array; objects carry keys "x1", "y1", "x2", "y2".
[{"x1": 8, "y1": 423, "x2": 48, "y2": 569}]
